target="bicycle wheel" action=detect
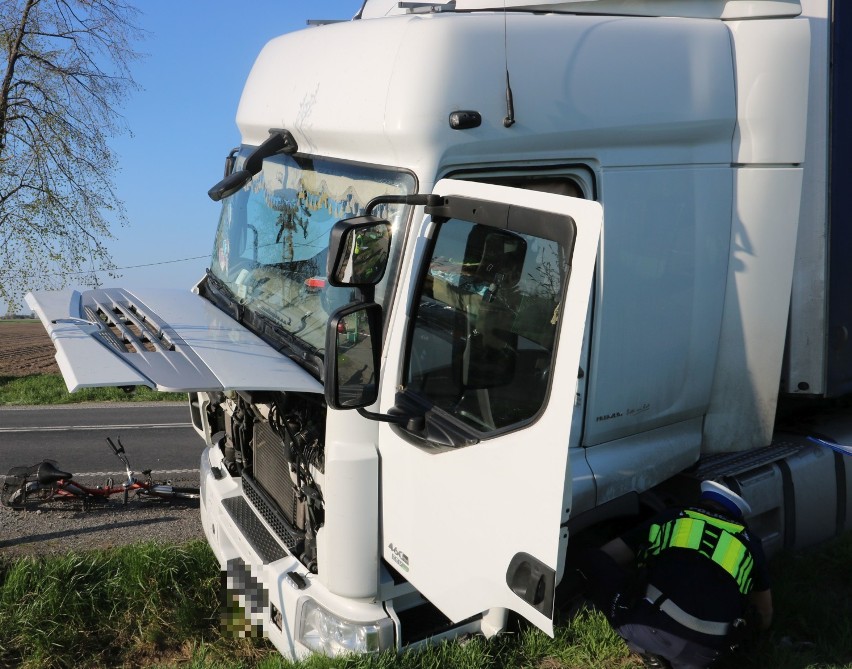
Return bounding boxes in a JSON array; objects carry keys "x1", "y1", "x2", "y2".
[
  {"x1": 4, "y1": 481, "x2": 50, "y2": 509},
  {"x1": 142, "y1": 484, "x2": 200, "y2": 501},
  {"x1": 170, "y1": 486, "x2": 200, "y2": 500}
]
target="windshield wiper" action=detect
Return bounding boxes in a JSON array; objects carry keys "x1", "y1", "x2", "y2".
[
  {"x1": 248, "y1": 308, "x2": 323, "y2": 379},
  {"x1": 201, "y1": 270, "x2": 244, "y2": 320},
  {"x1": 201, "y1": 272, "x2": 324, "y2": 379}
]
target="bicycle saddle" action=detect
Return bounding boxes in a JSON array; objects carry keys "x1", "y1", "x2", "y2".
[{"x1": 37, "y1": 461, "x2": 73, "y2": 484}]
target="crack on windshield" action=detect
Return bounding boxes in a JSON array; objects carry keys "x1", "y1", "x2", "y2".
[{"x1": 204, "y1": 153, "x2": 416, "y2": 379}]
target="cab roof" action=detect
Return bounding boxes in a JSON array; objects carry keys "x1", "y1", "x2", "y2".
[{"x1": 359, "y1": 0, "x2": 801, "y2": 19}]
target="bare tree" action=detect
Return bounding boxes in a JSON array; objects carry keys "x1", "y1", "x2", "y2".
[{"x1": 0, "y1": 0, "x2": 142, "y2": 312}]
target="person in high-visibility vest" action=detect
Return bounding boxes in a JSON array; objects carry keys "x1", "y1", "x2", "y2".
[{"x1": 578, "y1": 481, "x2": 773, "y2": 669}]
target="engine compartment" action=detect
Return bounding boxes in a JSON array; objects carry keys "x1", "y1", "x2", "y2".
[{"x1": 206, "y1": 390, "x2": 327, "y2": 572}]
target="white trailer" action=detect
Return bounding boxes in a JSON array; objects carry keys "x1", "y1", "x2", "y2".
[{"x1": 27, "y1": 0, "x2": 852, "y2": 658}]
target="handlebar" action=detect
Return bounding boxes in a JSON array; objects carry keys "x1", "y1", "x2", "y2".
[
  {"x1": 106, "y1": 437, "x2": 125, "y2": 455},
  {"x1": 106, "y1": 436, "x2": 134, "y2": 484}
]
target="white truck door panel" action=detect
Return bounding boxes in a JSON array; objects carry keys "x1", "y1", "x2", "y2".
[
  {"x1": 377, "y1": 180, "x2": 602, "y2": 634},
  {"x1": 25, "y1": 286, "x2": 322, "y2": 393}
]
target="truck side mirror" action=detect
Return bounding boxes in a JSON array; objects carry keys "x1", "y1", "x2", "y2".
[
  {"x1": 208, "y1": 169, "x2": 252, "y2": 202},
  {"x1": 327, "y1": 217, "x2": 391, "y2": 287},
  {"x1": 325, "y1": 302, "x2": 382, "y2": 410}
]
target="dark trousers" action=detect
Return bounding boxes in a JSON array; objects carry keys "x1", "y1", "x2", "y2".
[
  {"x1": 578, "y1": 549, "x2": 726, "y2": 669},
  {"x1": 614, "y1": 600, "x2": 724, "y2": 669}
]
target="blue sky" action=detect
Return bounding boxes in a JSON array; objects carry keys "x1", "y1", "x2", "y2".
[{"x1": 8, "y1": 0, "x2": 362, "y2": 313}]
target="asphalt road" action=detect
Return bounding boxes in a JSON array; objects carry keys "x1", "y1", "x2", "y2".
[{"x1": 0, "y1": 403, "x2": 204, "y2": 479}]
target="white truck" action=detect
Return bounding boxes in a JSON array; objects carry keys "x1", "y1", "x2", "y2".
[{"x1": 27, "y1": 0, "x2": 852, "y2": 659}]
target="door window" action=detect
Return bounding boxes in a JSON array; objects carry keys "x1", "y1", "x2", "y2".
[{"x1": 405, "y1": 215, "x2": 573, "y2": 433}]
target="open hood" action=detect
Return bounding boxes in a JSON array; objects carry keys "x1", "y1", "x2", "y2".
[{"x1": 25, "y1": 287, "x2": 323, "y2": 394}]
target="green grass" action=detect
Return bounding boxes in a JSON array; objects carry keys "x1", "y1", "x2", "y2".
[
  {"x1": 1, "y1": 534, "x2": 851, "y2": 669},
  {"x1": 0, "y1": 374, "x2": 186, "y2": 405},
  {"x1": 0, "y1": 541, "x2": 220, "y2": 668},
  {"x1": 729, "y1": 531, "x2": 852, "y2": 668}
]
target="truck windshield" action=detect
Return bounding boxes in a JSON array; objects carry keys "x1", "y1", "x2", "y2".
[{"x1": 208, "y1": 152, "x2": 416, "y2": 364}]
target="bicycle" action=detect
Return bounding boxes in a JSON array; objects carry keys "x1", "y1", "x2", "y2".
[{"x1": 1, "y1": 437, "x2": 200, "y2": 510}]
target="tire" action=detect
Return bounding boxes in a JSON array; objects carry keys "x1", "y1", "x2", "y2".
[
  {"x1": 5, "y1": 481, "x2": 48, "y2": 509},
  {"x1": 142, "y1": 485, "x2": 200, "y2": 501},
  {"x1": 169, "y1": 486, "x2": 201, "y2": 500}
]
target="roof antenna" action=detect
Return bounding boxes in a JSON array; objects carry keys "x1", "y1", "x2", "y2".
[{"x1": 503, "y1": 0, "x2": 515, "y2": 128}]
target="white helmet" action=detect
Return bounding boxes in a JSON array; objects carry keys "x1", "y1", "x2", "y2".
[{"x1": 700, "y1": 480, "x2": 752, "y2": 519}]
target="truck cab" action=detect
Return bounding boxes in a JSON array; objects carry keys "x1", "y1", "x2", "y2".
[{"x1": 27, "y1": 0, "x2": 852, "y2": 658}]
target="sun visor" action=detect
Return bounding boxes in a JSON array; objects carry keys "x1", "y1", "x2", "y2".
[{"x1": 25, "y1": 287, "x2": 324, "y2": 394}]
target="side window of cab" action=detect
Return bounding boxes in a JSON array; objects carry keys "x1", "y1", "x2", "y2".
[{"x1": 404, "y1": 212, "x2": 573, "y2": 434}]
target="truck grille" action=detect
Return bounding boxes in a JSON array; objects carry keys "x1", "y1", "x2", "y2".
[
  {"x1": 243, "y1": 477, "x2": 303, "y2": 553},
  {"x1": 253, "y1": 421, "x2": 299, "y2": 524},
  {"x1": 242, "y1": 421, "x2": 305, "y2": 555},
  {"x1": 222, "y1": 496, "x2": 288, "y2": 563}
]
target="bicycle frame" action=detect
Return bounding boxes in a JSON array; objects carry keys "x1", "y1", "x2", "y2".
[
  {"x1": 2, "y1": 437, "x2": 199, "y2": 510},
  {"x1": 35, "y1": 472, "x2": 157, "y2": 506}
]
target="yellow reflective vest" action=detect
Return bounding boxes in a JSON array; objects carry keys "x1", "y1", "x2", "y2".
[{"x1": 641, "y1": 509, "x2": 754, "y2": 595}]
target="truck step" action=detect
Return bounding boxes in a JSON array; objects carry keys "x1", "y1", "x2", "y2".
[{"x1": 688, "y1": 440, "x2": 804, "y2": 480}]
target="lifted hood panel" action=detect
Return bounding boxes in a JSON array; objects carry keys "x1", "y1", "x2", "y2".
[{"x1": 25, "y1": 287, "x2": 323, "y2": 394}]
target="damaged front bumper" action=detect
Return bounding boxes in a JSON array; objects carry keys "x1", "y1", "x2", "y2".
[{"x1": 199, "y1": 443, "x2": 395, "y2": 658}]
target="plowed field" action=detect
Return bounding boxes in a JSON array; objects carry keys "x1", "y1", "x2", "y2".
[{"x1": 0, "y1": 321, "x2": 60, "y2": 377}]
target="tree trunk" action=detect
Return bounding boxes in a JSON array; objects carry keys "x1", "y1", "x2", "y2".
[{"x1": 0, "y1": 0, "x2": 38, "y2": 160}]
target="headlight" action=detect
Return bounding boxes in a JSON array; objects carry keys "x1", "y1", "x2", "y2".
[{"x1": 298, "y1": 598, "x2": 394, "y2": 655}]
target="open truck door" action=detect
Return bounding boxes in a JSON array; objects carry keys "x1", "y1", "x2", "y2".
[{"x1": 328, "y1": 179, "x2": 602, "y2": 635}]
